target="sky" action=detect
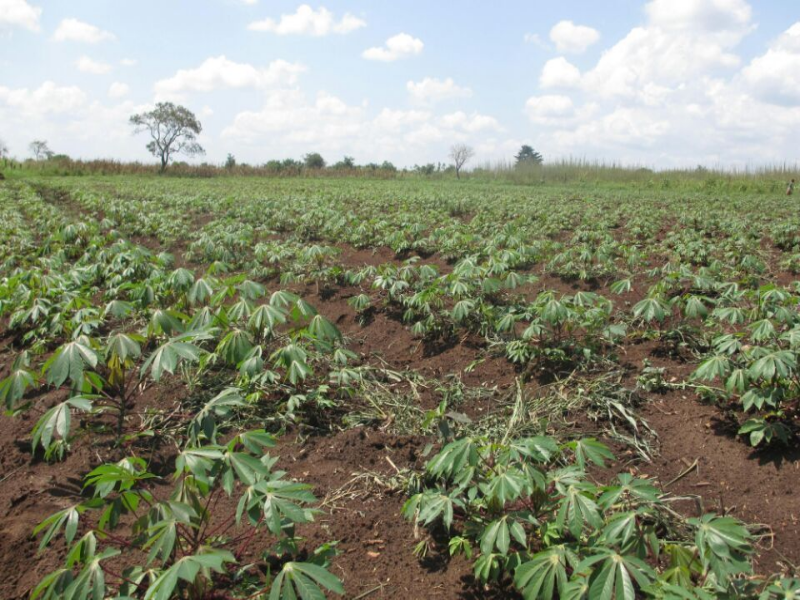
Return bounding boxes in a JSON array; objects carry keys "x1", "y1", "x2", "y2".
[{"x1": 1, "y1": 0, "x2": 800, "y2": 169}]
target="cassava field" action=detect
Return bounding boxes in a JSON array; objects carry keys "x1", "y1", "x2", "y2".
[{"x1": 1, "y1": 174, "x2": 799, "y2": 600}]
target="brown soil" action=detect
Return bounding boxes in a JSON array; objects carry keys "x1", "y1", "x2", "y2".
[{"x1": 1, "y1": 189, "x2": 798, "y2": 598}]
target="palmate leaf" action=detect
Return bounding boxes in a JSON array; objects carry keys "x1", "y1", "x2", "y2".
[
  {"x1": 216, "y1": 328, "x2": 254, "y2": 365},
  {"x1": 452, "y1": 299, "x2": 476, "y2": 322},
  {"x1": 143, "y1": 549, "x2": 236, "y2": 600},
  {"x1": 58, "y1": 547, "x2": 119, "y2": 600},
  {"x1": 633, "y1": 297, "x2": 669, "y2": 323},
  {"x1": 599, "y1": 473, "x2": 660, "y2": 508},
  {"x1": 30, "y1": 568, "x2": 74, "y2": 600},
  {"x1": 31, "y1": 396, "x2": 94, "y2": 454},
  {"x1": 688, "y1": 513, "x2": 753, "y2": 582},
  {"x1": 148, "y1": 309, "x2": 187, "y2": 336},
  {"x1": 142, "y1": 331, "x2": 210, "y2": 381},
  {"x1": 480, "y1": 516, "x2": 526, "y2": 556},
  {"x1": 240, "y1": 478, "x2": 317, "y2": 534},
  {"x1": 481, "y1": 468, "x2": 529, "y2": 505},
  {"x1": 188, "y1": 388, "x2": 246, "y2": 444},
  {"x1": 413, "y1": 491, "x2": 456, "y2": 530},
  {"x1": 307, "y1": 314, "x2": 342, "y2": 343},
  {"x1": 188, "y1": 278, "x2": 215, "y2": 306},
  {"x1": 509, "y1": 436, "x2": 560, "y2": 463},
  {"x1": 33, "y1": 504, "x2": 87, "y2": 551},
  {"x1": 426, "y1": 437, "x2": 479, "y2": 481},
  {"x1": 44, "y1": 338, "x2": 99, "y2": 388},
  {"x1": 566, "y1": 438, "x2": 615, "y2": 469},
  {"x1": 514, "y1": 545, "x2": 576, "y2": 600},
  {"x1": 105, "y1": 332, "x2": 143, "y2": 364},
  {"x1": 269, "y1": 561, "x2": 344, "y2": 600},
  {"x1": 248, "y1": 303, "x2": 288, "y2": 337},
  {"x1": 556, "y1": 484, "x2": 604, "y2": 538},
  {"x1": 0, "y1": 364, "x2": 37, "y2": 409},
  {"x1": 748, "y1": 350, "x2": 796, "y2": 381},
  {"x1": 738, "y1": 418, "x2": 791, "y2": 447},
  {"x1": 576, "y1": 549, "x2": 656, "y2": 600},
  {"x1": 692, "y1": 355, "x2": 731, "y2": 382}
]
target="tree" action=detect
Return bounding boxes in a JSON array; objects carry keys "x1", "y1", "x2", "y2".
[
  {"x1": 304, "y1": 152, "x2": 326, "y2": 169},
  {"x1": 129, "y1": 102, "x2": 204, "y2": 172},
  {"x1": 515, "y1": 144, "x2": 543, "y2": 166},
  {"x1": 332, "y1": 156, "x2": 355, "y2": 170},
  {"x1": 225, "y1": 153, "x2": 236, "y2": 169},
  {"x1": 29, "y1": 140, "x2": 54, "y2": 161},
  {"x1": 0, "y1": 138, "x2": 8, "y2": 159},
  {"x1": 449, "y1": 144, "x2": 474, "y2": 179}
]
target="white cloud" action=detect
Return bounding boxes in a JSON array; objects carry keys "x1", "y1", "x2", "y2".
[
  {"x1": 742, "y1": 23, "x2": 800, "y2": 105},
  {"x1": 549, "y1": 20, "x2": 600, "y2": 54},
  {"x1": 441, "y1": 111, "x2": 501, "y2": 133},
  {"x1": 221, "y1": 88, "x2": 508, "y2": 166},
  {"x1": 524, "y1": 95, "x2": 576, "y2": 125},
  {"x1": 76, "y1": 56, "x2": 112, "y2": 75},
  {"x1": 0, "y1": 0, "x2": 41, "y2": 32},
  {"x1": 553, "y1": 107, "x2": 670, "y2": 149},
  {"x1": 120, "y1": 58, "x2": 137, "y2": 67},
  {"x1": 373, "y1": 108, "x2": 431, "y2": 132},
  {"x1": 0, "y1": 81, "x2": 87, "y2": 115},
  {"x1": 248, "y1": 4, "x2": 365, "y2": 35},
  {"x1": 108, "y1": 82, "x2": 129, "y2": 99},
  {"x1": 363, "y1": 33, "x2": 423, "y2": 61},
  {"x1": 154, "y1": 56, "x2": 305, "y2": 97},
  {"x1": 540, "y1": 57, "x2": 582, "y2": 89},
  {"x1": 407, "y1": 77, "x2": 472, "y2": 104},
  {"x1": 583, "y1": 26, "x2": 740, "y2": 99},
  {"x1": 222, "y1": 89, "x2": 364, "y2": 147},
  {"x1": 53, "y1": 18, "x2": 115, "y2": 43},
  {"x1": 646, "y1": 0, "x2": 751, "y2": 35},
  {"x1": 523, "y1": 33, "x2": 550, "y2": 50}
]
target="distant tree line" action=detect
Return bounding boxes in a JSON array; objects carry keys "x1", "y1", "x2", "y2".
[{"x1": 2, "y1": 101, "x2": 546, "y2": 180}]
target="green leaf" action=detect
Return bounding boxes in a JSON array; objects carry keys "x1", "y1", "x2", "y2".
[
  {"x1": 31, "y1": 396, "x2": 94, "y2": 454},
  {"x1": 514, "y1": 546, "x2": 573, "y2": 600},
  {"x1": 0, "y1": 365, "x2": 37, "y2": 409},
  {"x1": 567, "y1": 438, "x2": 614, "y2": 469},
  {"x1": 44, "y1": 339, "x2": 98, "y2": 388},
  {"x1": 480, "y1": 517, "x2": 511, "y2": 556},
  {"x1": 269, "y1": 561, "x2": 344, "y2": 600}
]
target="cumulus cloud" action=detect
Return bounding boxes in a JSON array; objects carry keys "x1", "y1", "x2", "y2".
[
  {"x1": 120, "y1": 58, "x2": 137, "y2": 67},
  {"x1": 222, "y1": 89, "x2": 364, "y2": 147},
  {"x1": 549, "y1": 21, "x2": 600, "y2": 54},
  {"x1": 363, "y1": 33, "x2": 423, "y2": 61},
  {"x1": 540, "y1": 57, "x2": 582, "y2": 89},
  {"x1": 108, "y1": 82, "x2": 129, "y2": 99},
  {"x1": 525, "y1": 95, "x2": 576, "y2": 125},
  {"x1": 248, "y1": 4, "x2": 365, "y2": 35},
  {"x1": 0, "y1": 81, "x2": 87, "y2": 115},
  {"x1": 76, "y1": 56, "x2": 112, "y2": 75},
  {"x1": 154, "y1": 56, "x2": 305, "y2": 98},
  {"x1": 645, "y1": 0, "x2": 751, "y2": 36},
  {"x1": 441, "y1": 111, "x2": 501, "y2": 133},
  {"x1": 407, "y1": 77, "x2": 472, "y2": 104},
  {"x1": 741, "y1": 23, "x2": 800, "y2": 105},
  {"x1": 221, "y1": 87, "x2": 507, "y2": 166},
  {"x1": 53, "y1": 18, "x2": 115, "y2": 43},
  {"x1": 0, "y1": 0, "x2": 40, "y2": 31}
]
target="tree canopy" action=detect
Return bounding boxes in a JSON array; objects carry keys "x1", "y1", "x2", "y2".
[
  {"x1": 515, "y1": 145, "x2": 543, "y2": 166},
  {"x1": 129, "y1": 102, "x2": 204, "y2": 171}
]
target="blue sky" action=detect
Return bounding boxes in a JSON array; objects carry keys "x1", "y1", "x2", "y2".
[{"x1": 1, "y1": 0, "x2": 799, "y2": 168}]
